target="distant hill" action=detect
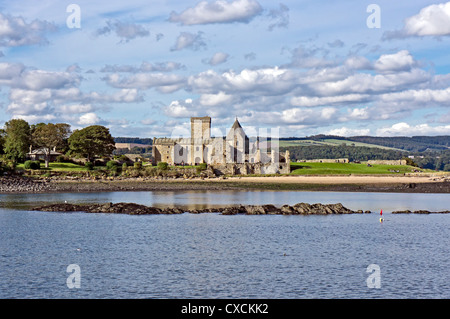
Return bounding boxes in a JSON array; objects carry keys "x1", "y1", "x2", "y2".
[
  {"x1": 114, "y1": 137, "x2": 153, "y2": 145},
  {"x1": 113, "y1": 135, "x2": 450, "y2": 152},
  {"x1": 280, "y1": 135, "x2": 450, "y2": 152}
]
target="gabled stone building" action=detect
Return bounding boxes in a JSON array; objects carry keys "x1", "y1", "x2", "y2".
[{"x1": 152, "y1": 116, "x2": 290, "y2": 175}]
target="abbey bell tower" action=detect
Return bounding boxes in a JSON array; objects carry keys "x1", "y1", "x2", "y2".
[{"x1": 191, "y1": 116, "x2": 211, "y2": 140}]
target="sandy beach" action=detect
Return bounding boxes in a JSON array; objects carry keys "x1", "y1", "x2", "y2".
[{"x1": 219, "y1": 174, "x2": 448, "y2": 185}]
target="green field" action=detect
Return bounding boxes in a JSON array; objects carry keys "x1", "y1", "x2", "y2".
[
  {"x1": 290, "y1": 162, "x2": 425, "y2": 175},
  {"x1": 14, "y1": 161, "x2": 430, "y2": 176}
]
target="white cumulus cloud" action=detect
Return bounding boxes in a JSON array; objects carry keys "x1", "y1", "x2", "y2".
[
  {"x1": 169, "y1": 0, "x2": 263, "y2": 25},
  {"x1": 78, "y1": 112, "x2": 101, "y2": 125},
  {"x1": 384, "y1": 2, "x2": 450, "y2": 39},
  {"x1": 326, "y1": 127, "x2": 371, "y2": 137},
  {"x1": 374, "y1": 50, "x2": 416, "y2": 73},
  {"x1": 376, "y1": 122, "x2": 450, "y2": 136}
]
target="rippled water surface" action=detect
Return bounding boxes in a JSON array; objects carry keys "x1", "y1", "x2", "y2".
[{"x1": 1, "y1": 190, "x2": 449, "y2": 298}]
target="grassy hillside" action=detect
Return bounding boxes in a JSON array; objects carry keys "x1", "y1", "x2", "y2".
[{"x1": 280, "y1": 135, "x2": 450, "y2": 152}]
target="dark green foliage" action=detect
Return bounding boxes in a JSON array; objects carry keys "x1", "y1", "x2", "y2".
[
  {"x1": 55, "y1": 155, "x2": 72, "y2": 163},
  {"x1": 0, "y1": 158, "x2": 16, "y2": 173},
  {"x1": 294, "y1": 135, "x2": 450, "y2": 152},
  {"x1": 114, "y1": 137, "x2": 153, "y2": 145},
  {"x1": 24, "y1": 160, "x2": 40, "y2": 170},
  {"x1": 113, "y1": 146, "x2": 153, "y2": 156},
  {"x1": 196, "y1": 163, "x2": 208, "y2": 173},
  {"x1": 84, "y1": 162, "x2": 94, "y2": 170},
  {"x1": 402, "y1": 157, "x2": 418, "y2": 167},
  {"x1": 68, "y1": 125, "x2": 115, "y2": 163},
  {"x1": 32, "y1": 123, "x2": 71, "y2": 168},
  {"x1": 3, "y1": 119, "x2": 31, "y2": 162},
  {"x1": 157, "y1": 162, "x2": 168, "y2": 170},
  {"x1": 411, "y1": 150, "x2": 450, "y2": 171},
  {"x1": 106, "y1": 160, "x2": 118, "y2": 170}
]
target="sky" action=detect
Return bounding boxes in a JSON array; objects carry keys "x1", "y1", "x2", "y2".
[{"x1": 1, "y1": 0, "x2": 450, "y2": 138}]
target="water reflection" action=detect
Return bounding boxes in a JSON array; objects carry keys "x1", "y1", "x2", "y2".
[{"x1": 0, "y1": 190, "x2": 449, "y2": 212}]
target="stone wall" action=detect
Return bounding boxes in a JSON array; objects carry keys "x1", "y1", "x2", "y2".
[
  {"x1": 210, "y1": 162, "x2": 290, "y2": 175},
  {"x1": 367, "y1": 160, "x2": 407, "y2": 165},
  {"x1": 297, "y1": 158, "x2": 349, "y2": 163}
]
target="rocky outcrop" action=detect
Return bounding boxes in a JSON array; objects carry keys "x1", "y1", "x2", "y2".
[
  {"x1": 392, "y1": 210, "x2": 450, "y2": 214},
  {"x1": 0, "y1": 176, "x2": 51, "y2": 193},
  {"x1": 239, "y1": 203, "x2": 367, "y2": 215},
  {"x1": 32, "y1": 202, "x2": 371, "y2": 215},
  {"x1": 32, "y1": 202, "x2": 181, "y2": 215}
]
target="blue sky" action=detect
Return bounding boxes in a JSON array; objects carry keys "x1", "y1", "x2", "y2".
[{"x1": 1, "y1": 0, "x2": 450, "y2": 137}]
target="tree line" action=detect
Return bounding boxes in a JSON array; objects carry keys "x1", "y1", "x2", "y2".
[
  {"x1": 409, "y1": 150, "x2": 450, "y2": 171},
  {"x1": 0, "y1": 119, "x2": 115, "y2": 168},
  {"x1": 114, "y1": 137, "x2": 153, "y2": 145}
]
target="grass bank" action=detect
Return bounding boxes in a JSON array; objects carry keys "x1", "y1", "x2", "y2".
[
  {"x1": 17, "y1": 162, "x2": 89, "y2": 171},
  {"x1": 14, "y1": 161, "x2": 437, "y2": 177},
  {"x1": 289, "y1": 162, "x2": 430, "y2": 175}
]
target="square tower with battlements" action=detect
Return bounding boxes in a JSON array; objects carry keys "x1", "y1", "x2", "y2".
[{"x1": 191, "y1": 116, "x2": 211, "y2": 140}]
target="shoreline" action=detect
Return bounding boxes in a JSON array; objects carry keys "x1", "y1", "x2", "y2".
[{"x1": 1, "y1": 174, "x2": 450, "y2": 194}]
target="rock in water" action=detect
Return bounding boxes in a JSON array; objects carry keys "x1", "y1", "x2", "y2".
[{"x1": 31, "y1": 202, "x2": 373, "y2": 215}]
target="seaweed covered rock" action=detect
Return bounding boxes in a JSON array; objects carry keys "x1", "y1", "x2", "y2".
[{"x1": 32, "y1": 202, "x2": 370, "y2": 216}]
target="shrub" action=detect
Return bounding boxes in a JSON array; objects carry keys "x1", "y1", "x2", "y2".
[
  {"x1": 119, "y1": 155, "x2": 129, "y2": 162},
  {"x1": 143, "y1": 166, "x2": 157, "y2": 177},
  {"x1": 106, "y1": 160, "x2": 118, "y2": 170},
  {"x1": 157, "y1": 162, "x2": 168, "y2": 170},
  {"x1": 402, "y1": 157, "x2": 418, "y2": 167},
  {"x1": 24, "y1": 160, "x2": 32, "y2": 169},
  {"x1": 134, "y1": 161, "x2": 142, "y2": 169},
  {"x1": 128, "y1": 168, "x2": 141, "y2": 177},
  {"x1": 196, "y1": 163, "x2": 207, "y2": 174},
  {"x1": 24, "y1": 160, "x2": 40, "y2": 170},
  {"x1": 4, "y1": 159, "x2": 16, "y2": 171},
  {"x1": 85, "y1": 162, "x2": 94, "y2": 170},
  {"x1": 122, "y1": 163, "x2": 128, "y2": 170}
]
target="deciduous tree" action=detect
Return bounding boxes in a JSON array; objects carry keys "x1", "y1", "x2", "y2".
[
  {"x1": 3, "y1": 119, "x2": 31, "y2": 163},
  {"x1": 68, "y1": 125, "x2": 115, "y2": 163},
  {"x1": 32, "y1": 123, "x2": 71, "y2": 168}
]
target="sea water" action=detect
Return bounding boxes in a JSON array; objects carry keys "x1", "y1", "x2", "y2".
[{"x1": 1, "y1": 190, "x2": 449, "y2": 298}]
